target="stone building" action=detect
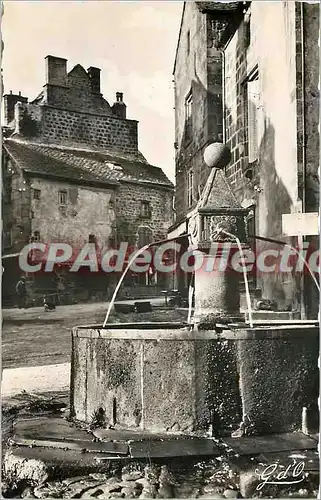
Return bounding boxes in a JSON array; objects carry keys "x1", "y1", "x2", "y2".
[
  {"x1": 169, "y1": 1, "x2": 319, "y2": 317},
  {"x1": 2, "y1": 56, "x2": 173, "y2": 304}
]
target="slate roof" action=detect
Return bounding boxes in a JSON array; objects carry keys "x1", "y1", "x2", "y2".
[{"x1": 4, "y1": 139, "x2": 173, "y2": 189}]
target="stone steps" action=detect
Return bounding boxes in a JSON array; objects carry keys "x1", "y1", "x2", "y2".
[{"x1": 3, "y1": 413, "x2": 319, "y2": 498}]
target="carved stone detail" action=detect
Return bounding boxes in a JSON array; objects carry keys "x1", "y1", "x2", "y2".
[
  {"x1": 208, "y1": 214, "x2": 247, "y2": 243},
  {"x1": 209, "y1": 19, "x2": 229, "y2": 49},
  {"x1": 188, "y1": 214, "x2": 199, "y2": 245}
]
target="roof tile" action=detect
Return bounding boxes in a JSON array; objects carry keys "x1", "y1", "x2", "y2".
[{"x1": 4, "y1": 139, "x2": 173, "y2": 189}]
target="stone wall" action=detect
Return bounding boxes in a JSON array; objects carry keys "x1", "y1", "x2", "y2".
[
  {"x1": 224, "y1": 2, "x2": 299, "y2": 218},
  {"x1": 30, "y1": 177, "x2": 116, "y2": 248},
  {"x1": 302, "y1": 2, "x2": 320, "y2": 212},
  {"x1": 223, "y1": 2, "x2": 319, "y2": 310},
  {"x1": 299, "y1": 3, "x2": 320, "y2": 319},
  {"x1": 2, "y1": 169, "x2": 173, "y2": 303},
  {"x1": 13, "y1": 57, "x2": 139, "y2": 153},
  {"x1": 43, "y1": 63, "x2": 113, "y2": 116},
  {"x1": 29, "y1": 178, "x2": 173, "y2": 249},
  {"x1": 41, "y1": 106, "x2": 138, "y2": 153},
  {"x1": 2, "y1": 157, "x2": 32, "y2": 303},
  {"x1": 16, "y1": 103, "x2": 138, "y2": 154},
  {"x1": 116, "y1": 183, "x2": 174, "y2": 245},
  {"x1": 2, "y1": 157, "x2": 31, "y2": 253},
  {"x1": 174, "y1": 3, "x2": 216, "y2": 221}
]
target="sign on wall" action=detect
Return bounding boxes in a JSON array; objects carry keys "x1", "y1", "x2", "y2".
[{"x1": 282, "y1": 213, "x2": 319, "y2": 236}]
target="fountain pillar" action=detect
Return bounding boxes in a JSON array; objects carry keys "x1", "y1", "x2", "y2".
[
  {"x1": 193, "y1": 243, "x2": 242, "y2": 327},
  {"x1": 188, "y1": 144, "x2": 249, "y2": 329}
]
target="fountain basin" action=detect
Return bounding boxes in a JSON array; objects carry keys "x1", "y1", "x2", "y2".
[{"x1": 70, "y1": 322, "x2": 319, "y2": 436}]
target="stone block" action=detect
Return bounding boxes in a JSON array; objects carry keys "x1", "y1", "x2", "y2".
[
  {"x1": 71, "y1": 326, "x2": 242, "y2": 433},
  {"x1": 71, "y1": 324, "x2": 319, "y2": 437},
  {"x1": 236, "y1": 329, "x2": 319, "y2": 434}
]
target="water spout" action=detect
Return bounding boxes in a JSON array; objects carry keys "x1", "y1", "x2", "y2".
[
  {"x1": 102, "y1": 234, "x2": 190, "y2": 327},
  {"x1": 187, "y1": 281, "x2": 194, "y2": 325},
  {"x1": 220, "y1": 229, "x2": 254, "y2": 328},
  {"x1": 251, "y1": 236, "x2": 320, "y2": 293},
  {"x1": 287, "y1": 245, "x2": 319, "y2": 293}
]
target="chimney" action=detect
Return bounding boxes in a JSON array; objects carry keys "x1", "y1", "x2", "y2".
[
  {"x1": 112, "y1": 92, "x2": 127, "y2": 119},
  {"x1": 87, "y1": 67, "x2": 101, "y2": 95},
  {"x1": 14, "y1": 101, "x2": 25, "y2": 134},
  {"x1": 3, "y1": 91, "x2": 28, "y2": 125},
  {"x1": 45, "y1": 55, "x2": 67, "y2": 86}
]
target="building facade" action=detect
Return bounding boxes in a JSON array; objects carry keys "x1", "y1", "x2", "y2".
[
  {"x1": 2, "y1": 56, "x2": 173, "y2": 304},
  {"x1": 169, "y1": 1, "x2": 319, "y2": 317}
]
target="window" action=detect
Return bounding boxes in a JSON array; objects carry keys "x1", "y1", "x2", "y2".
[
  {"x1": 140, "y1": 201, "x2": 151, "y2": 219},
  {"x1": 185, "y1": 91, "x2": 193, "y2": 142},
  {"x1": 246, "y1": 75, "x2": 263, "y2": 163},
  {"x1": 33, "y1": 231, "x2": 40, "y2": 242},
  {"x1": 137, "y1": 226, "x2": 153, "y2": 248},
  {"x1": 187, "y1": 170, "x2": 194, "y2": 208},
  {"x1": 30, "y1": 210, "x2": 34, "y2": 219},
  {"x1": 244, "y1": 12, "x2": 251, "y2": 48},
  {"x1": 88, "y1": 234, "x2": 97, "y2": 244},
  {"x1": 187, "y1": 30, "x2": 190, "y2": 56},
  {"x1": 33, "y1": 189, "x2": 41, "y2": 200},
  {"x1": 59, "y1": 190, "x2": 68, "y2": 205}
]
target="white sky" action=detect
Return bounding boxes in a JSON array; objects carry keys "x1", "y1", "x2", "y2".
[{"x1": 2, "y1": 1, "x2": 183, "y2": 181}]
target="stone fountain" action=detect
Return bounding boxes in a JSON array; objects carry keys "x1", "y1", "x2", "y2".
[
  {"x1": 3, "y1": 144, "x2": 319, "y2": 499},
  {"x1": 69, "y1": 142, "x2": 319, "y2": 495},
  {"x1": 70, "y1": 143, "x2": 319, "y2": 437}
]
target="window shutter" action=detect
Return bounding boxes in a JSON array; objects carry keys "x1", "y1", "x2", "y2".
[
  {"x1": 247, "y1": 79, "x2": 260, "y2": 163},
  {"x1": 187, "y1": 170, "x2": 194, "y2": 207}
]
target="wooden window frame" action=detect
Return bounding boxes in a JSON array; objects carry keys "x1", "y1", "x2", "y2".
[
  {"x1": 140, "y1": 201, "x2": 151, "y2": 219},
  {"x1": 33, "y1": 189, "x2": 41, "y2": 200},
  {"x1": 58, "y1": 190, "x2": 68, "y2": 205}
]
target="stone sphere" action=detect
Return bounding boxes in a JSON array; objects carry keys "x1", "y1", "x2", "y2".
[{"x1": 204, "y1": 143, "x2": 231, "y2": 169}]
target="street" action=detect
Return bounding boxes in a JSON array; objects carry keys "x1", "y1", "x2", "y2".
[
  {"x1": 2, "y1": 298, "x2": 167, "y2": 369},
  {"x1": 1, "y1": 300, "x2": 185, "y2": 397},
  {"x1": 2, "y1": 302, "x2": 108, "y2": 397},
  {"x1": 2, "y1": 302, "x2": 109, "y2": 369}
]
